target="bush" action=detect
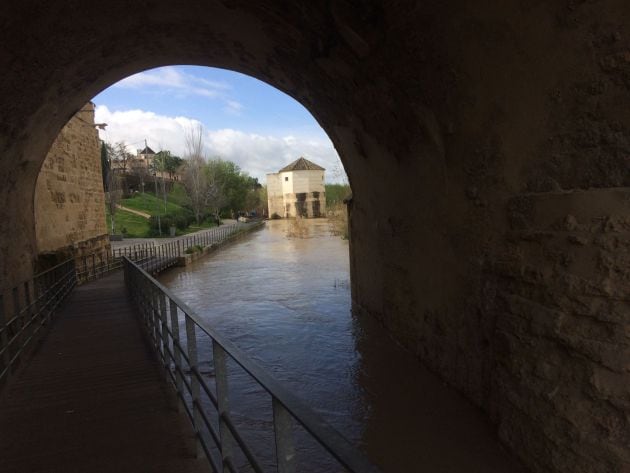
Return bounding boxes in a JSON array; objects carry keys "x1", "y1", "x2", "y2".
[
  {"x1": 270, "y1": 212, "x2": 281, "y2": 220},
  {"x1": 149, "y1": 209, "x2": 196, "y2": 234},
  {"x1": 184, "y1": 244, "x2": 204, "y2": 254}
]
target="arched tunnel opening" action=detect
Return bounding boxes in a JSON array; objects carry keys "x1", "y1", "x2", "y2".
[{"x1": 0, "y1": 2, "x2": 628, "y2": 473}]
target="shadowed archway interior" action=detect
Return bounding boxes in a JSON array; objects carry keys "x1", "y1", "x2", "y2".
[{"x1": 0, "y1": 2, "x2": 629, "y2": 473}]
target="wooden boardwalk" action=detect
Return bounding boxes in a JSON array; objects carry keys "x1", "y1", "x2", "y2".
[{"x1": 0, "y1": 272, "x2": 208, "y2": 473}]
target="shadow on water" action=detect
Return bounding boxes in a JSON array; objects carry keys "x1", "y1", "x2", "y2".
[{"x1": 159, "y1": 219, "x2": 526, "y2": 473}]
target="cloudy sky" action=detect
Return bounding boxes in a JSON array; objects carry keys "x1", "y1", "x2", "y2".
[{"x1": 93, "y1": 66, "x2": 346, "y2": 182}]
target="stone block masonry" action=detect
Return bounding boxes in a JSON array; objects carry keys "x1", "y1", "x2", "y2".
[{"x1": 34, "y1": 103, "x2": 109, "y2": 271}]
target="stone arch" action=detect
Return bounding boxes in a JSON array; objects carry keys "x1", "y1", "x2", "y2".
[{"x1": 1, "y1": 2, "x2": 629, "y2": 473}]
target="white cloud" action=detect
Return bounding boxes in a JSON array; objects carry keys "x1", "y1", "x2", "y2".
[
  {"x1": 223, "y1": 100, "x2": 243, "y2": 116},
  {"x1": 95, "y1": 106, "x2": 346, "y2": 183},
  {"x1": 117, "y1": 66, "x2": 229, "y2": 93},
  {"x1": 115, "y1": 66, "x2": 235, "y2": 106}
]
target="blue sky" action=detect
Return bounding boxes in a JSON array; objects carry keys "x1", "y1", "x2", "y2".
[{"x1": 93, "y1": 66, "x2": 345, "y2": 182}]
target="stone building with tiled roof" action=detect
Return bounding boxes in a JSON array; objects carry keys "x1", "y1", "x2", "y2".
[{"x1": 267, "y1": 157, "x2": 326, "y2": 218}]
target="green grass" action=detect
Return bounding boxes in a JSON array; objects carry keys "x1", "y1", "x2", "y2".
[
  {"x1": 106, "y1": 184, "x2": 216, "y2": 239},
  {"x1": 106, "y1": 209, "x2": 150, "y2": 238},
  {"x1": 121, "y1": 192, "x2": 185, "y2": 216},
  {"x1": 166, "y1": 182, "x2": 191, "y2": 207}
]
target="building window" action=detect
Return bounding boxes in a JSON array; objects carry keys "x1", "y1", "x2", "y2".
[{"x1": 285, "y1": 176, "x2": 289, "y2": 181}]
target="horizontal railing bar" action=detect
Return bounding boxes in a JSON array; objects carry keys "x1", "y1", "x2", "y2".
[
  {"x1": 220, "y1": 411, "x2": 266, "y2": 473},
  {"x1": 224, "y1": 456, "x2": 238, "y2": 473},
  {"x1": 192, "y1": 399, "x2": 222, "y2": 452},
  {"x1": 197, "y1": 429, "x2": 220, "y2": 473},
  {"x1": 191, "y1": 366, "x2": 219, "y2": 409},
  {"x1": 32, "y1": 258, "x2": 74, "y2": 280},
  {"x1": 173, "y1": 339, "x2": 191, "y2": 366}
]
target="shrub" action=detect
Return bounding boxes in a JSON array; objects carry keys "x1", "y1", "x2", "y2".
[
  {"x1": 184, "y1": 244, "x2": 204, "y2": 254},
  {"x1": 149, "y1": 209, "x2": 196, "y2": 233}
]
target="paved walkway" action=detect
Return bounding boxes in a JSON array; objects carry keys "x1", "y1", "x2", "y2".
[
  {"x1": 116, "y1": 204, "x2": 151, "y2": 219},
  {"x1": 0, "y1": 273, "x2": 208, "y2": 473}
]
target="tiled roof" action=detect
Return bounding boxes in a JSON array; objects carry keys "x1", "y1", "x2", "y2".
[
  {"x1": 138, "y1": 146, "x2": 155, "y2": 155},
  {"x1": 278, "y1": 157, "x2": 325, "y2": 172}
]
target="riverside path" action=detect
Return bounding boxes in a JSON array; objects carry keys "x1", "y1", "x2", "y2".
[{"x1": 0, "y1": 272, "x2": 208, "y2": 473}]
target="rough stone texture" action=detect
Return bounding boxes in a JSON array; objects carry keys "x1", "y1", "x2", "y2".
[
  {"x1": 0, "y1": 2, "x2": 628, "y2": 472},
  {"x1": 492, "y1": 188, "x2": 630, "y2": 473},
  {"x1": 34, "y1": 103, "x2": 109, "y2": 271}
]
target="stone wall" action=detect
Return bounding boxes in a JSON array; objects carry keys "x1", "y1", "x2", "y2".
[
  {"x1": 266, "y1": 173, "x2": 285, "y2": 217},
  {"x1": 34, "y1": 103, "x2": 109, "y2": 270},
  {"x1": 266, "y1": 170, "x2": 326, "y2": 218},
  {"x1": 491, "y1": 188, "x2": 630, "y2": 473}
]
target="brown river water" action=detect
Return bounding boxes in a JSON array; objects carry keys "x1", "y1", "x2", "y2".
[{"x1": 159, "y1": 219, "x2": 525, "y2": 473}]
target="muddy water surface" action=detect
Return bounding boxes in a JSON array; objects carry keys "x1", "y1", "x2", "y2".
[{"x1": 159, "y1": 219, "x2": 526, "y2": 473}]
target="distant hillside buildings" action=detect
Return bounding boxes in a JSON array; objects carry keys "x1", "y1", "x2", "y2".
[{"x1": 267, "y1": 157, "x2": 326, "y2": 218}]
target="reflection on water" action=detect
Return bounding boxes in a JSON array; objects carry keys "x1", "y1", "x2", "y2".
[{"x1": 159, "y1": 219, "x2": 525, "y2": 473}]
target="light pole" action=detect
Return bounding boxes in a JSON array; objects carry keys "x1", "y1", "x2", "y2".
[{"x1": 153, "y1": 169, "x2": 161, "y2": 236}]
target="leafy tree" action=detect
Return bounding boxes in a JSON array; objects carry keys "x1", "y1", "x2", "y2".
[
  {"x1": 100, "y1": 141, "x2": 110, "y2": 190},
  {"x1": 154, "y1": 150, "x2": 183, "y2": 179}
]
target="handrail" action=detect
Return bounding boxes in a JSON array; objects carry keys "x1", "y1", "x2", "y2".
[
  {"x1": 123, "y1": 255, "x2": 381, "y2": 473},
  {"x1": 0, "y1": 258, "x2": 76, "y2": 386}
]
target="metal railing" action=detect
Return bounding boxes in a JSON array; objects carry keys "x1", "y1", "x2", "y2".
[
  {"x1": 78, "y1": 221, "x2": 264, "y2": 283},
  {"x1": 76, "y1": 250, "x2": 124, "y2": 283},
  {"x1": 0, "y1": 259, "x2": 76, "y2": 386},
  {"x1": 123, "y1": 256, "x2": 380, "y2": 473}
]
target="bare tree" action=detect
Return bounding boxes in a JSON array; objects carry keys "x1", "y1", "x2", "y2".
[
  {"x1": 105, "y1": 171, "x2": 123, "y2": 234},
  {"x1": 110, "y1": 141, "x2": 132, "y2": 173},
  {"x1": 130, "y1": 160, "x2": 150, "y2": 194},
  {"x1": 182, "y1": 123, "x2": 209, "y2": 224}
]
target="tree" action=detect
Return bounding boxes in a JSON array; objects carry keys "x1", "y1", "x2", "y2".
[
  {"x1": 110, "y1": 141, "x2": 132, "y2": 173},
  {"x1": 154, "y1": 150, "x2": 183, "y2": 180},
  {"x1": 100, "y1": 142, "x2": 110, "y2": 190},
  {"x1": 204, "y1": 159, "x2": 229, "y2": 222},
  {"x1": 130, "y1": 159, "x2": 150, "y2": 194},
  {"x1": 245, "y1": 183, "x2": 266, "y2": 216},
  {"x1": 105, "y1": 170, "x2": 123, "y2": 234},
  {"x1": 181, "y1": 124, "x2": 209, "y2": 224}
]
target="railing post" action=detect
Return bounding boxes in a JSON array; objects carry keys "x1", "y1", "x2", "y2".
[
  {"x1": 213, "y1": 342, "x2": 234, "y2": 470},
  {"x1": 23, "y1": 281, "x2": 32, "y2": 344},
  {"x1": 12, "y1": 286, "x2": 21, "y2": 365},
  {"x1": 185, "y1": 315, "x2": 204, "y2": 458},
  {"x1": 273, "y1": 397, "x2": 296, "y2": 473},
  {"x1": 169, "y1": 299, "x2": 184, "y2": 407},
  {"x1": 0, "y1": 294, "x2": 10, "y2": 382},
  {"x1": 151, "y1": 286, "x2": 160, "y2": 348},
  {"x1": 159, "y1": 292, "x2": 169, "y2": 377}
]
